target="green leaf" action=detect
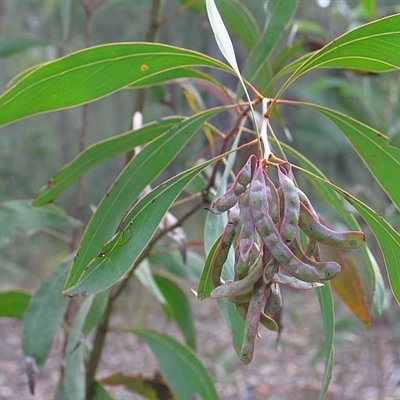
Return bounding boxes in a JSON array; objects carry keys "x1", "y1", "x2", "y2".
[
  {"x1": 57, "y1": 345, "x2": 86, "y2": 400},
  {"x1": 64, "y1": 150, "x2": 231, "y2": 296},
  {"x1": 0, "y1": 200, "x2": 80, "y2": 247},
  {"x1": 278, "y1": 13, "x2": 400, "y2": 93},
  {"x1": 154, "y1": 274, "x2": 196, "y2": 350},
  {"x1": 0, "y1": 290, "x2": 31, "y2": 320},
  {"x1": 360, "y1": 0, "x2": 376, "y2": 19},
  {"x1": 129, "y1": 329, "x2": 219, "y2": 400},
  {"x1": 296, "y1": 102, "x2": 400, "y2": 211},
  {"x1": 23, "y1": 255, "x2": 72, "y2": 367},
  {"x1": 243, "y1": 0, "x2": 298, "y2": 82},
  {"x1": 316, "y1": 284, "x2": 335, "y2": 400},
  {"x1": 64, "y1": 108, "x2": 224, "y2": 291},
  {"x1": 101, "y1": 373, "x2": 176, "y2": 400},
  {"x1": 197, "y1": 234, "x2": 222, "y2": 300},
  {"x1": 33, "y1": 118, "x2": 181, "y2": 206},
  {"x1": 0, "y1": 43, "x2": 232, "y2": 129},
  {"x1": 216, "y1": 0, "x2": 260, "y2": 52},
  {"x1": 0, "y1": 38, "x2": 51, "y2": 58}
]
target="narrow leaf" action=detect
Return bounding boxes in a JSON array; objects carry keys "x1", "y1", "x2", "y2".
[
  {"x1": 296, "y1": 102, "x2": 400, "y2": 211},
  {"x1": 88, "y1": 382, "x2": 115, "y2": 400},
  {"x1": 23, "y1": 255, "x2": 72, "y2": 367},
  {"x1": 0, "y1": 43, "x2": 232, "y2": 128},
  {"x1": 278, "y1": 13, "x2": 400, "y2": 93},
  {"x1": 135, "y1": 261, "x2": 166, "y2": 305},
  {"x1": 216, "y1": 0, "x2": 260, "y2": 52},
  {"x1": 64, "y1": 151, "x2": 231, "y2": 296},
  {"x1": 65, "y1": 108, "x2": 224, "y2": 290},
  {"x1": 33, "y1": 118, "x2": 183, "y2": 206},
  {"x1": 154, "y1": 274, "x2": 197, "y2": 349},
  {"x1": 316, "y1": 284, "x2": 335, "y2": 400},
  {"x1": 129, "y1": 330, "x2": 219, "y2": 400},
  {"x1": 243, "y1": 0, "x2": 298, "y2": 82},
  {"x1": 0, "y1": 290, "x2": 31, "y2": 320}
]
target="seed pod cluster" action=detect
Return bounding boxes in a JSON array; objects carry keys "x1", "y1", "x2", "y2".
[{"x1": 207, "y1": 155, "x2": 366, "y2": 364}]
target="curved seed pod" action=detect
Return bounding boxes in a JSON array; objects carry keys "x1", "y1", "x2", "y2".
[
  {"x1": 239, "y1": 282, "x2": 268, "y2": 365},
  {"x1": 238, "y1": 189, "x2": 255, "y2": 261},
  {"x1": 211, "y1": 254, "x2": 263, "y2": 299},
  {"x1": 263, "y1": 258, "x2": 279, "y2": 284},
  {"x1": 225, "y1": 290, "x2": 252, "y2": 305},
  {"x1": 211, "y1": 205, "x2": 239, "y2": 287},
  {"x1": 264, "y1": 284, "x2": 282, "y2": 316},
  {"x1": 278, "y1": 167, "x2": 300, "y2": 244},
  {"x1": 289, "y1": 239, "x2": 341, "y2": 280},
  {"x1": 235, "y1": 243, "x2": 260, "y2": 280},
  {"x1": 272, "y1": 272, "x2": 324, "y2": 290},
  {"x1": 236, "y1": 155, "x2": 254, "y2": 186},
  {"x1": 249, "y1": 162, "x2": 269, "y2": 217},
  {"x1": 298, "y1": 203, "x2": 366, "y2": 250},
  {"x1": 264, "y1": 171, "x2": 280, "y2": 226},
  {"x1": 297, "y1": 188, "x2": 319, "y2": 220},
  {"x1": 305, "y1": 238, "x2": 319, "y2": 258},
  {"x1": 208, "y1": 189, "x2": 239, "y2": 214},
  {"x1": 251, "y1": 205, "x2": 321, "y2": 282},
  {"x1": 260, "y1": 311, "x2": 279, "y2": 332}
]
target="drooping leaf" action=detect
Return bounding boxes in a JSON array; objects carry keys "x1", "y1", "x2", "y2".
[
  {"x1": 101, "y1": 373, "x2": 176, "y2": 400},
  {"x1": 33, "y1": 118, "x2": 183, "y2": 206},
  {"x1": 64, "y1": 108, "x2": 224, "y2": 291},
  {"x1": 154, "y1": 274, "x2": 196, "y2": 350},
  {"x1": 23, "y1": 255, "x2": 72, "y2": 367},
  {"x1": 294, "y1": 101, "x2": 400, "y2": 211},
  {"x1": 129, "y1": 330, "x2": 219, "y2": 400},
  {"x1": 64, "y1": 149, "x2": 233, "y2": 296},
  {"x1": 277, "y1": 13, "x2": 400, "y2": 93},
  {"x1": 0, "y1": 200, "x2": 80, "y2": 247},
  {"x1": 328, "y1": 248, "x2": 371, "y2": 327},
  {"x1": 0, "y1": 290, "x2": 31, "y2": 320},
  {"x1": 0, "y1": 43, "x2": 233, "y2": 129},
  {"x1": 316, "y1": 284, "x2": 335, "y2": 400}
]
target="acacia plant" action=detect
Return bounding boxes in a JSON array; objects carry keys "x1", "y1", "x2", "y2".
[{"x1": 1, "y1": 1, "x2": 400, "y2": 399}]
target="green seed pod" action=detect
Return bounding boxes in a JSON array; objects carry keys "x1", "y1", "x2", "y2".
[
  {"x1": 238, "y1": 189, "x2": 256, "y2": 261},
  {"x1": 298, "y1": 203, "x2": 366, "y2": 250},
  {"x1": 249, "y1": 189, "x2": 321, "y2": 282},
  {"x1": 239, "y1": 282, "x2": 267, "y2": 365},
  {"x1": 208, "y1": 189, "x2": 239, "y2": 214},
  {"x1": 264, "y1": 171, "x2": 280, "y2": 226},
  {"x1": 289, "y1": 239, "x2": 341, "y2": 280},
  {"x1": 260, "y1": 311, "x2": 279, "y2": 332},
  {"x1": 264, "y1": 283, "x2": 282, "y2": 316},
  {"x1": 236, "y1": 155, "x2": 254, "y2": 186},
  {"x1": 211, "y1": 205, "x2": 239, "y2": 287},
  {"x1": 272, "y1": 272, "x2": 324, "y2": 290},
  {"x1": 278, "y1": 167, "x2": 300, "y2": 244},
  {"x1": 248, "y1": 162, "x2": 269, "y2": 218},
  {"x1": 235, "y1": 243, "x2": 260, "y2": 280},
  {"x1": 210, "y1": 254, "x2": 263, "y2": 299}
]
